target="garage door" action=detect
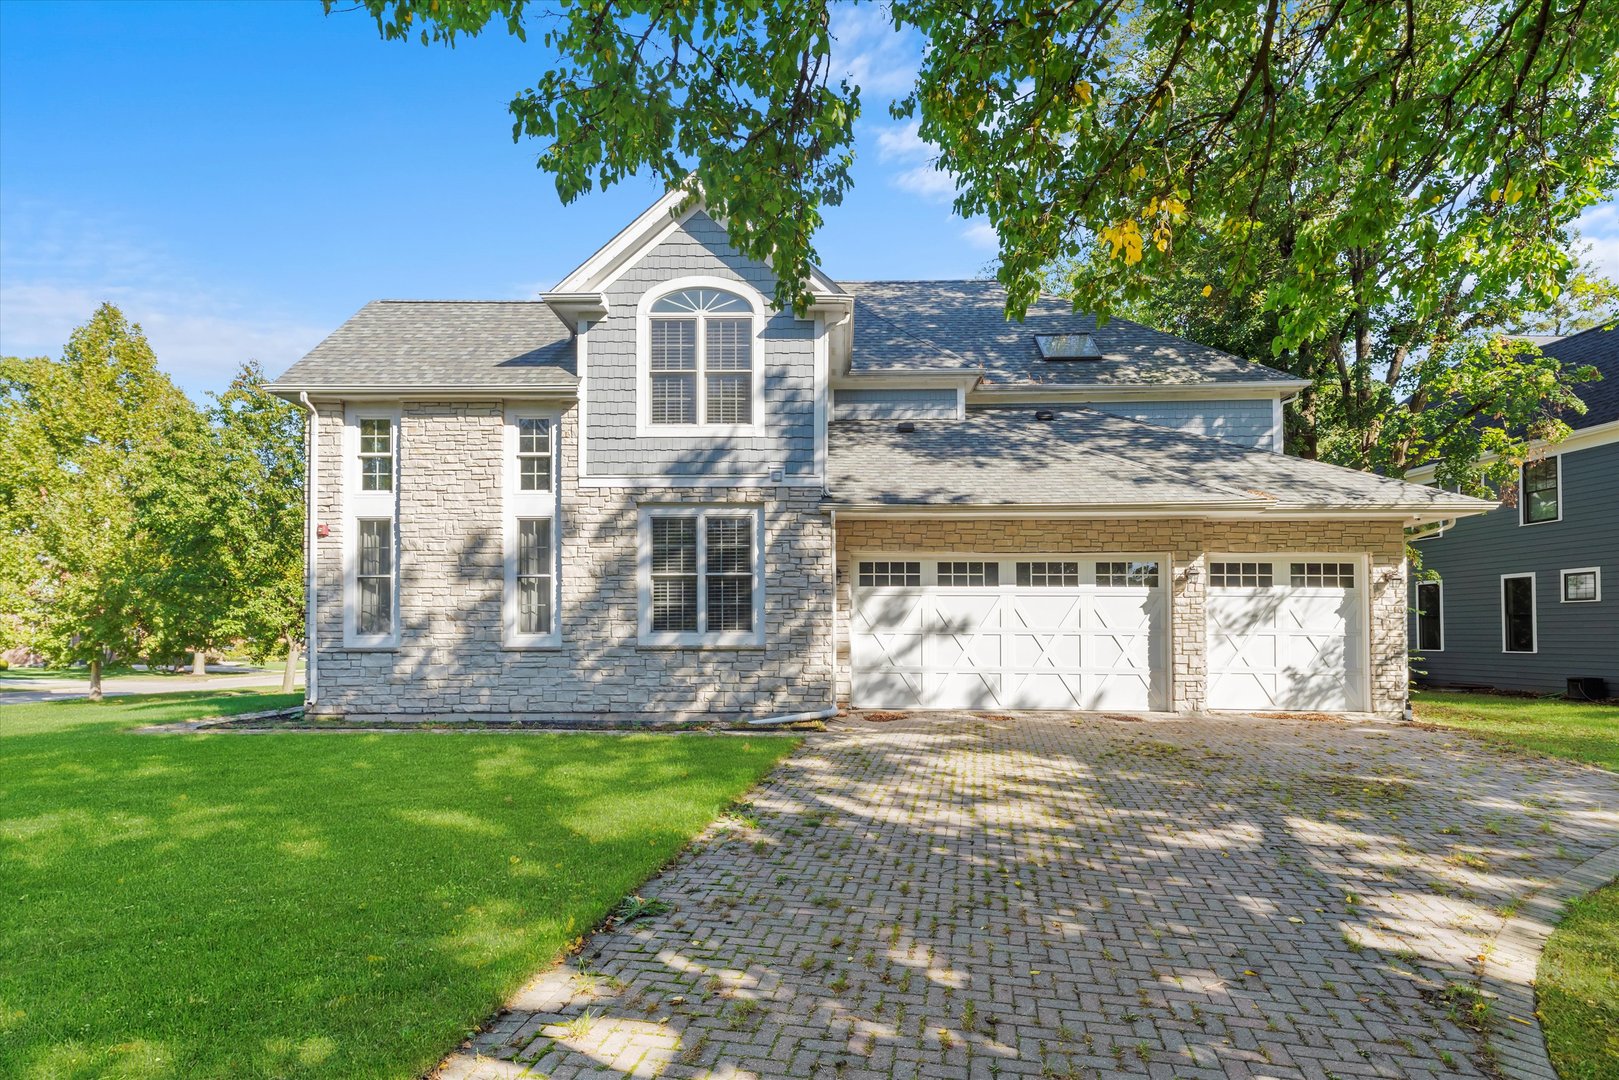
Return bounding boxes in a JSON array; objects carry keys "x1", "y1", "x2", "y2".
[
  {"x1": 1206, "y1": 558, "x2": 1366, "y2": 711},
  {"x1": 850, "y1": 556, "x2": 1168, "y2": 710}
]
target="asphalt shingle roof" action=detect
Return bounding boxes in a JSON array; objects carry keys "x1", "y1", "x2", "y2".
[
  {"x1": 828, "y1": 406, "x2": 1496, "y2": 515},
  {"x1": 837, "y1": 280, "x2": 1304, "y2": 387},
  {"x1": 1543, "y1": 323, "x2": 1618, "y2": 429},
  {"x1": 266, "y1": 301, "x2": 576, "y2": 394}
]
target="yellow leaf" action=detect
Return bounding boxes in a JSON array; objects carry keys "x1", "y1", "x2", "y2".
[
  {"x1": 1201, "y1": 284, "x2": 1213, "y2": 297},
  {"x1": 1076, "y1": 82, "x2": 1093, "y2": 104}
]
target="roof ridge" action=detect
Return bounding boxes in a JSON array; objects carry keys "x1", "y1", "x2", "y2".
[{"x1": 373, "y1": 299, "x2": 553, "y2": 305}]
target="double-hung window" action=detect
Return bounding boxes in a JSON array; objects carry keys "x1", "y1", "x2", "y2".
[
  {"x1": 1501, "y1": 573, "x2": 1536, "y2": 653},
  {"x1": 1415, "y1": 580, "x2": 1443, "y2": 652},
  {"x1": 642, "y1": 285, "x2": 757, "y2": 431},
  {"x1": 346, "y1": 408, "x2": 398, "y2": 647},
  {"x1": 639, "y1": 506, "x2": 764, "y2": 647},
  {"x1": 1520, "y1": 457, "x2": 1560, "y2": 524},
  {"x1": 505, "y1": 411, "x2": 560, "y2": 647}
]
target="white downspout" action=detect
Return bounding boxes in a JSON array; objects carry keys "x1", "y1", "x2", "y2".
[{"x1": 298, "y1": 392, "x2": 320, "y2": 709}]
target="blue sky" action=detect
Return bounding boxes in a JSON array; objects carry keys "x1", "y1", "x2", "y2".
[{"x1": 2, "y1": 1, "x2": 1615, "y2": 400}]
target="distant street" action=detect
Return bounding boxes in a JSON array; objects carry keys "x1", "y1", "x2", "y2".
[{"x1": 0, "y1": 668, "x2": 303, "y2": 707}]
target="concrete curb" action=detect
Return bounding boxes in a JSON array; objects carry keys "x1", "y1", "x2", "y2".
[{"x1": 1479, "y1": 842, "x2": 1619, "y2": 1080}]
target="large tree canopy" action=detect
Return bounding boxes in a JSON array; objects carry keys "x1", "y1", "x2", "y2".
[{"x1": 341, "y1": 0, "x2": 1616, "y2": 486}]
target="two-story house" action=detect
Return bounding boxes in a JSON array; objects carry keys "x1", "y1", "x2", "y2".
[
  {"x1": 267, "y1": 190, "x2": 1491, "y2": 722},
  {"x1": 1407, "y1": 324, "x2": 1618, "y2": 697}
]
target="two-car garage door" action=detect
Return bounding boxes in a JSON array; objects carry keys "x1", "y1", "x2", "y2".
[
  {"x1": 850, "y1": 556, "x2": 1169, "y2": 710},
  {"x1": 850, "y1": 553, "x2": 1367, "y2": 713}
]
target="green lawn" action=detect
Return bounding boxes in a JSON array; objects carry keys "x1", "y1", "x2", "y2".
[
  {"x1": 1411, "y1": 690, "x2": 1619, "y2": 771},
  {"x1": 0, "y1": 692, "x2": 794, "y2": 1079},
  {"x1": 1539, "y1": 879, "x2": 1619, "y2": 1080}
]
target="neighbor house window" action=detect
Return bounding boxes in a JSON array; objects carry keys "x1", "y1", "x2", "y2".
[
  {"x1": 639, "y1": 506, "x2": 763, "y2": 646},
  {"x1": 1501, "y1": 573, "x2": 1536, "y2": 653},
  {"x1": 1561, "y1": 567, "x2": 1601, "y2": 603},
  {"x1": 505, "y1": 409, "x2": 559, "y2": 647},
  {"x1": 346, "y1": 409, "x2": 399, "y2": 647},
  {"x1": 1415, "y1": 580, "x2": 1443, "y2": 652},
  {"x1": 1521, "y1": 457, "x2": 1560, "y2": 524},
  {"x1": 643, "y1": 285, "x2": 757, "y2": 429}
]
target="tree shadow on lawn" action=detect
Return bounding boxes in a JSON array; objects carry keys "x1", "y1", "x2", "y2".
[
  {"x1": 0, "y1": 722, "x2": 792, "y2": 1080},
  {"x1": 448, "y1": 714, "x2": 1619, "y2": 1080}
]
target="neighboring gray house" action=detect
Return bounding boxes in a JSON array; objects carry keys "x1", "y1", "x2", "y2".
[
  {"x1": 1407, "y1": 324, "x2": 1619, "y2": 696},
  {"x1": 267, "y1": 190, "x2": 1491, "y2": 721}
]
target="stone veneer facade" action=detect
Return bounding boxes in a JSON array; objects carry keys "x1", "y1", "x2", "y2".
[
  {"x1": 309, "y1": 400, "x2": 836, "y2": 720},
  {"x1": 307, "y1": 400, "x2": 1408, "y2": 720},
  {"x1": 833, "y1": 517, "x2": 1410, "y2": 717}
]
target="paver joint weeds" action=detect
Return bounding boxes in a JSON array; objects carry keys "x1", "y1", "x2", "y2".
[{"x1": 434, "y1": 712, "x2": 1619, "y2": 1080}]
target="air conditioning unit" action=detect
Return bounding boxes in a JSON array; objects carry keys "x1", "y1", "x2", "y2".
[{"x1": 1566, "y1": 677, "x2": 1609, "y2": 702}]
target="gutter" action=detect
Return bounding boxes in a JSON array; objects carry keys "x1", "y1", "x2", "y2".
[{"x1": 298, "y1": 393, "x2": 319, "y2": 710}]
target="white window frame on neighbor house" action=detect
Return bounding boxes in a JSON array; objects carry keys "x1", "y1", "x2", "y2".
[
  {"x1": 636, "y1": 504, "x2": 766, "y2": 648},
  {"x1": 1500, "y1": 572, "x2": 1537, "y2": 654},
  {"x1": 635, "y1": 276, "x2": 766, "y2": 437},
  {"x1": 1519, "y1": 455, "x2": 1562, "y2": 526},
  {"x1": 1415, "y1": 579, "x2": 1444, "y2": 652},
  {"x1": 343, "y1": 405, "x2": 400, "y2": 649},
  {"x1": 503, "y1": 406, "x2": 562, "y2": 648},
  {"x1": 1561, "y1": 566, "x2": 1602, "y2": 604}
]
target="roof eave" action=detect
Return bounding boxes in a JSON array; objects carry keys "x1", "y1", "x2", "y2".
[{"x1": 267, "y1": 383, "x2": 579, "y2": 402}]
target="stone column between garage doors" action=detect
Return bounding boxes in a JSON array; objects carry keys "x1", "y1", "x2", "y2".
[{"x1": 830, "y1": 517, "x2": 1409, "y2": 718}]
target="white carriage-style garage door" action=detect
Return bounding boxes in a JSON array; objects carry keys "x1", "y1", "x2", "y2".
[
  {"x1": 1205, "y1": 557, "x2": 1367, "y2": 712},
  {"x1": 850, "y1": 556, "x2": 1168, "y2": 711}
]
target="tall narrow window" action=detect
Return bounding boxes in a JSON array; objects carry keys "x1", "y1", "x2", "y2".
[
  {"x1": 355, "y1": 518, "x2": 393, "y2": 637},
  {"x1": 644, "y1": 286, "x2": 755, "y2": 429},
  {"x1": 505, "y1": 409, "x2": 560, "y2": 647},
  {"x1": 640, "y1": 507, "x2": 763, "y2": 645},
  {"x1": 516, "y1": 519, "x2": 552, "y2": 635},
  {"x1": 1502, "y1": 574, "x2": 1536, "y2": 653},
  {"x1": 516, "y1": 418, "x2": 552, "y2": 492},
  {"x1": 358, "y1": 417, "x2": 394, "y2": 492},
  {"x1": 1415, "y1": 580, "x2": 1443, "y2": 652},
  {"x1": 347, "y1": 409, "x2": 399, "y2": 647},
  {"x1": 1521, "y1": 458, "x2": 1560, "y2": 524}
]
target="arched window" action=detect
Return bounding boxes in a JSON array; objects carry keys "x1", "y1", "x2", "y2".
[{"x1": 646, "y1": 286, "x2": 755, "y2": 427}]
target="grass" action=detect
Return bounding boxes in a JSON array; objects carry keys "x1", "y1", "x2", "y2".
[
  {"x1": 1539, "y1": 879, "x2": 1619, "y2": 1080},
  {"x1": 1411, "y1": 691, "x2": 1619, "y2": 771},
  {"x1": 0, "y1": 691, "x2": 794, "y2": 1079}
]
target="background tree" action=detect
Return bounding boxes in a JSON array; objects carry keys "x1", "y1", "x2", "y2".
[
  {"x1": 0, "y1": 305, "x2": 199, "y2": 698},
  {"x1": 338, "y1": 0, "x2": 1617, "y2": 488}
]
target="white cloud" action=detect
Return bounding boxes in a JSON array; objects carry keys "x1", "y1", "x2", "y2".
[
  {"x1": 874, "y1": 119, "x2": 927, "y2": 163},
  {"x1": 892, "y1": 164, "x2": 959, "y2": 202},
  {"x1": 0, "y1": 199, "x2": 326, "y2": 398},
  {"x1": 828, "y1": 4, "x2": 922, "y2": 97},
  {"x1": 1574, "y1": 201, "x2": 1619, "y2": 280},
  {"x1": 961, "y1": 220, "x2": 998, "y2": 251}
]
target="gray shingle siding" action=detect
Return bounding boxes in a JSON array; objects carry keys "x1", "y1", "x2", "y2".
[
  {"x1": 833, "y1": 387, "x2": 959, "y2": 419},
  {"x1": 584, "y1": 211, "x2": 819, "y2": 477},
  {"x1": 1411, "y1": 440, "x2": 1619, "y2": 694},
  {"x1": 1086, "y1": 398, "x2": 1277, "y2": 449}
]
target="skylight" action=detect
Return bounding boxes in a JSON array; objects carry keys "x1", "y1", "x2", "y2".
[{"x1": 1034, "y1": 333, "x2": 1101, "y2": 360}]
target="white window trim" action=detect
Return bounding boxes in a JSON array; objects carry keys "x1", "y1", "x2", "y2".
[
  {"x1": 343, "y1": 405, "x2": 400, "y2": 649},
  {"x1": 503, "y1": 406, "x2": 562, "y2": 648},
  {"x1": 1518, "y1": 455, "x2": 1562, "y2": 526},
  {"x1": 637, "y1": 504, "x2": 766, "y2": 648},
  {"x1": 1560, "y1": 566, "x2": 1602, "y2": 604},
  {"x1": 635, "y1": 275, "x2": 767, "y2": 437},
  {"x1": 1500, "y1": 572, "x2": 1538, "y2": 653},
  {"x1": 1415, "y1": 579, "x2": 1444, "y2": 652}
]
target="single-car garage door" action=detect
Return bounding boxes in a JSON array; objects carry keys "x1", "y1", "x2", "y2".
[
  {"x1": 850, "y1": 555, "x2": 1168, "y2": 710},
  {"x1": 1206, "y1": 557, "x2": 1366, "y2": 712}
]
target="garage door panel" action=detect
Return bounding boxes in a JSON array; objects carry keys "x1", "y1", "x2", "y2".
[
  {"x1": 851, "y1": 556, "x2": 1168, "y2": 710},
  {"x1": 1207, "y1": 558, "x2": 1363, "y2": 712},
  {"x1": 928, "y1": 672, "x2": 1003, "y2": 709}
]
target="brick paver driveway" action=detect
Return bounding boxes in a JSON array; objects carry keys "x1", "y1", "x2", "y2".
[{"x1": 444, "y1": 713, "x2": 1619, "y2": 1080}]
